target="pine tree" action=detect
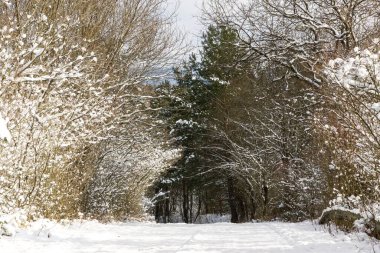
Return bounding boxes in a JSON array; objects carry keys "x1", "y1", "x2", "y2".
[{"x1": 153, "y1": 25, "x2": 245, "y2": 223}]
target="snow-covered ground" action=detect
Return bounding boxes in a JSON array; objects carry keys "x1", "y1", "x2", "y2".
[{"x1": 1, "y1": 220, "x2": 378, "y2": 253}]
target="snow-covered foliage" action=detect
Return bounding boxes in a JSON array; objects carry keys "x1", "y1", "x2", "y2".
[
  {"x1": 0, "y1": 209, "x2": 28, "y2": 236},
  {"x1": 207, "y1": 0, "x2": 380, "y2": 87},
  {"x1": 0, "y1": 0, "x2": 181, "y2": 221},
  {"x1": 327, "y1": 45, "x2": 380, "y2": 89},
  {"x1": 0, "y1": 114, "x2": 12, "y2": 143},
  {"x1": 0, "y1": 13, "x2": 112, "y2": 217},
  {"x1": 84, "y1": 134, "x2": 180, "y2": 219},
  {"x1": 327, "y1": 194, "x2": 380, "y2": 223},
  {"x1": 320, "y1": 39, "x2": 380, "y2": 224}
]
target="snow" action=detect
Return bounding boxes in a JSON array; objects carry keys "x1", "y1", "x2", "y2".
[
  {"x1": 0, "y1": 114, "x2": 11, "y2": 143},
  {"x1": 0, "y1": 220, "x2": 378, "y2": 253},
  {"x1": 372, "y1": 102, "x2": 380, "y2": 112}
]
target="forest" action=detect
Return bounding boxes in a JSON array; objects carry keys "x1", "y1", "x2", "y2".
[{"x1": 0, "y1": 0, "x2": 380, "y2": 240}]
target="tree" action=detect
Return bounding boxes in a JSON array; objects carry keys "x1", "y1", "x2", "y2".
[
  {"x1": 0, "y1": 0, "x2": 183, "y2": 220},
  {"x1": 152, "y1": 25, "x2": 246, "y2": 223},
  {"x1": 205, "y1": 0, "x2": 380, "y2": 87},
  {"x1": 197, "y1": 0, "x2": 380, "y2": 222},
  {"x1": 317, "y1": 42, "x2": 380, "y2": 221}
]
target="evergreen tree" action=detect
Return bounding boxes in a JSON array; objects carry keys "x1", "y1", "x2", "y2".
[
  {"x1": 152, "y1": 23, "x2": 325, "y2": 223},
  {"x1": 153, "y1": 25, "x2": 245, "y2": 223}
]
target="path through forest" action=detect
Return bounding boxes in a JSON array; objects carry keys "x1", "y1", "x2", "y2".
[{"x1": 0, "y1": 221, "x2": 377, "y2": 252}]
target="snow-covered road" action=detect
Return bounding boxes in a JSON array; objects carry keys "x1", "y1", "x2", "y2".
[{"x1": 0, "y1": 221, "x2": 378, "y2": 253}]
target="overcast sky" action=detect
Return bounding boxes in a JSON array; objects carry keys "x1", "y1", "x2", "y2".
[{"x1": 168, "y1": 0, "x2": 204, "y2": 47}]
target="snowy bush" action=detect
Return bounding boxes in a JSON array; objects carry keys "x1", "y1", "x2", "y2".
[
  {"x1": 0, "y1": 114, "x2": 12, "y2": 143},
  {"x1": 0, "y1": 12, "x2": 111, "y2": 218},
  {"x1": 83, "y1": 134, "x2": 180, "y2": 220},
  {"x1": 0, "y1": 0, "x2": 181, "y2": 220},
  {"x1": 0, "y1": 209, "x2": 28, "y2": 237},
  {"x1": 319, "y1": 39, "x2": 380, "y2": 224}
]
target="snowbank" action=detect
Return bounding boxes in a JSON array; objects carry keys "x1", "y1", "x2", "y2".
[{"x1": 0, "y1": 210, "x2": 28, "y2": 236}]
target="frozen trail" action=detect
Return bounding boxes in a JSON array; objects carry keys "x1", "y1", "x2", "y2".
[{"x1": 0, "y1": 221, "x2": 377, "y2": 253}]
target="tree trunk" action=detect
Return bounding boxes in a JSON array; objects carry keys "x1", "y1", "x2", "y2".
[
  {"x1": 154, "y1": 187, "x2": 160, "y2": 222},
  {"x1": 237, "y1": 197, "x2": 247, "y2": 223},
  {"x1": 227, "y1": 178, "x2": 239, "y2": 223},
  {"x1": 164, "y1": 186, "x2": 170, "y2": 223},
  {"x1": 194, "y1": 195, "x2": 202, "y2": 223},
  {"x1": 262, "y1": 181, "x2": 269, "y2": 217},
  {"x1": 182, "y1": 181, "x2": 189, "y2": 223},
  {"x1": 189, "y1": 191, "x2": 193, "y2": 223},
  {"x1": 250, "y1": 195, "x2": 256, "y2": 221}
]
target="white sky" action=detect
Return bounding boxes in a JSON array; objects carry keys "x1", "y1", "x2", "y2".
[{"x1": 168, "y1": 0, "x2": 204, "y2": 47}]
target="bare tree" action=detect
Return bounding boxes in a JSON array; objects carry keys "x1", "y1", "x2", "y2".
[
  {"x1": 204, "y1": 0, "x2": 380, "y2": 87},
  {"x1": 207, "y1": 72, "x2": 326, "y2": 221}
]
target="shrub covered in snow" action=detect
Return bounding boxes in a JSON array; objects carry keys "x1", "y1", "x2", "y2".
[
  {"x1": 83, "y1": 135, "x2": 180, "y2": 220},
  {"x1": 0, "y1": 1, "x2": 181, "y2": 220},
  {"x1": 0, "y1": 209, "x2": 28, "y2": 237},
  {"x1": 0, "y1": 12, "x2": 108, "y2": 218},
  {"x1": 318, "y1": 39, "x2": 380, "y2": 235}
]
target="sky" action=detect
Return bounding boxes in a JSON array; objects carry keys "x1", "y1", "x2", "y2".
[{"x1": 168, "y1": 0, "x2": 204, "y2": 47}]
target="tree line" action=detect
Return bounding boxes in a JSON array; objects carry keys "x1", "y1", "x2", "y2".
[
  {"x1": 0, "y1": 0, "x2": 379, "y2": 229},
  {"x1": 152, "y1": 0, "x2": 380, "y2": 225}
]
